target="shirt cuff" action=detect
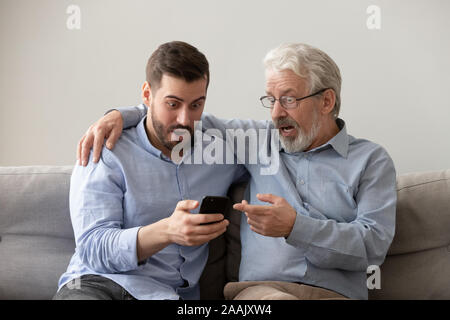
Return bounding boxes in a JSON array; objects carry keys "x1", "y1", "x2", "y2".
[
  {"x1": 117, "y1": 226, "x2": 141, "y2": 270},
  {"x1": 285, "y1": 207, "x2": 317, "y2": 251}
]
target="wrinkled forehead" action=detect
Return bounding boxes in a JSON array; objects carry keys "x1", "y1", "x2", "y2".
[{"x1": 265, "y1": 69, "x2": 310, "y2": 94}]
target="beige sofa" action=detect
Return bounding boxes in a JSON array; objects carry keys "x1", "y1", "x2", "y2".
[{"x1": 0, "y1": 166, "x2": 449, "y2": 299}]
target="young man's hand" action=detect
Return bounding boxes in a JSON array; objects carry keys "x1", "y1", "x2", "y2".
[
  {"x1": 77, "y1": 110, "x2": 123, "y2": 166},
  {"x1": 136, "y1": 200, "x2": 229, "y2": 262},
  {"x1": 166, "y1": 200, "x2": 229, "y2": 246}
]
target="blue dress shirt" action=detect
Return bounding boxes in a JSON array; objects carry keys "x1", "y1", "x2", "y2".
[
  {"x1": 117, "y1": 104, "x2": 397, "y2": 300},
  {"x1": 58, "y1": 115, "x2": 248, "y2": 300}
]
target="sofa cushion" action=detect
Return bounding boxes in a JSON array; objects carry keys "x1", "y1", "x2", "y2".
[
  {"x1": 199, "y1": 181, "x2": 247, "y2": 299},
  {"x1": 369, "y1": 245, "x2": 450, "y2": 299},
  {"x1": 389, "y1": 169, "x2": 450, "y2": 255},
  {"x1": 225, "y1": 182, "x2": 247, "y2": 283},
  {"x1": 199, "y1": 234, "x2": 226, "y2": 299},
  {"x1": 0, "y1": 235, "x2": 74, "y2": 299}
]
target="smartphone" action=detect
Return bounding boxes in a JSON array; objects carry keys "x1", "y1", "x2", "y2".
[{"x1": 199, "y1": 196, "x2": 230, "y2": 224}]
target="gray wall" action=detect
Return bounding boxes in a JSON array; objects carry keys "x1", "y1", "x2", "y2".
[{"x1": 1, "y1": 0, "x2": 449, "y2": 174}]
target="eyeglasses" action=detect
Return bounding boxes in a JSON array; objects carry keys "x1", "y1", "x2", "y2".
[{"x1": 260, "y1": 88, "x2": 330, "y2": 109}]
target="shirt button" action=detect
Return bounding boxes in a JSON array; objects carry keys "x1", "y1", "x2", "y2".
[{"x1": 299, "y1": 179, "x2": 305, "y2": 185}]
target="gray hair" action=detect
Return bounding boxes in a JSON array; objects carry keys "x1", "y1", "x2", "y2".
[{"x1": 263, "y1": 43, "x2": 342, "y2": 118}]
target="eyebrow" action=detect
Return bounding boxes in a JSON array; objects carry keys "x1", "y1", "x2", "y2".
[
  {"x1": 165, "y1": 95, "x2": 206, "y2": 103},
  {"x1": 265, "y1": 89, "x2": 297, "y2": 96},
  {"x1": 165, "y1": 95, "x2": 184, "y2": 101}
]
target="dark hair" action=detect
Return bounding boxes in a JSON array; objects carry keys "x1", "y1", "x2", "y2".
[{"x1": 146, "y1": 41, "x2": 210, "y2": 91}]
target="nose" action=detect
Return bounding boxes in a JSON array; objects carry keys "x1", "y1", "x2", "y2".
[
  {"x1": 271, "y1": 99, "x2": 288, "y2": 119},
  {"x1": 177, "y1": 107, "x2": 191, "y2": 127}
]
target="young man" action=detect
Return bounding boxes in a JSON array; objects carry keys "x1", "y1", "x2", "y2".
[{"x1": 54, "y1": 41, "x2": 247, "y2": 300}]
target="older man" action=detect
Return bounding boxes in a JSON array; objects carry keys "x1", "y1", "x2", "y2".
[{"x1": 78, "y1": 43, "x2": 396, "y2": 300}]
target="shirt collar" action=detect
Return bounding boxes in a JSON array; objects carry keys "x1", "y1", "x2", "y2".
[
  {"x1": 324, "y1": 118, "x2": 349, "y2": 158},
  {"x1": 136, "y1": 116, "x2": 165, "y2": 159}
]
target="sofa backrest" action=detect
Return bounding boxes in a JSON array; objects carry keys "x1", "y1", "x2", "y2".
[
  {"x1": 369, "y1": 169, "x2": 450, "y2": 299},
  {"x1": 0, "y1": 166, "x2": 75, "y2": 299}
]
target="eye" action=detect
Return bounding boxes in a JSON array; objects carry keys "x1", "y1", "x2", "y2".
[
  {"x1": 282, "y1": 96, "x2": 296, "y2": 104},
  {"x1": 191, "y1": 101, "x2": 205, "y2": 109},
  {"x1": 166, "y1": 100, "x2": 179, "y2": 108}
]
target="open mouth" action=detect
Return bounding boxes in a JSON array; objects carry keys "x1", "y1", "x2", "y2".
[{"x1": 279, "y1": 125, "x2": 296, "y2": 136}]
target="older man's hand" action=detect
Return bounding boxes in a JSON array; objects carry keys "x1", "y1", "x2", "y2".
[
  {"x1": 233, "y1": 193, "x2": 297, "y2": 238},
  {"x1": 76, "y1": 110, "x2": 123, "y2": 166}
]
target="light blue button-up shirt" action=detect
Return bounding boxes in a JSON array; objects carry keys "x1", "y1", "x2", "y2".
[
  {"x1": 58, "y1": 115, "x2": 248, "y2": 300},
  {"x1": 118, "y1": 104, "x2": 397, "y2": 300}
]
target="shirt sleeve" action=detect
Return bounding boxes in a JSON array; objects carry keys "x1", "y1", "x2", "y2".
[
  {"x1": 69, "y1": 149, "x2": 140, "y2": 273},
  {"x1": 201, "y1": 113, "x2": 270, "y2": 133},
  {"x1": 106, "y1": 104, "x2": 147, "y2": 129},
  {"x1": 286, "y1": 147, "x2": 397, "y2": 271}
]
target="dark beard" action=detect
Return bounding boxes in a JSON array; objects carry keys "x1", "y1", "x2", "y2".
[{"x1": 151, "y1": 109, "x2": 194, "y2": 151}]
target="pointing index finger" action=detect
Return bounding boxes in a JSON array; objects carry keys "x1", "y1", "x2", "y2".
[
  {"x1": 233, "y1": 202, "x2": 269, "y2": 216},
  {"x1": 256, "y1": 193, "x2": 279, "y2": 204}
]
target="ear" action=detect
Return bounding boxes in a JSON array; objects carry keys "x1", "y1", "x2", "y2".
[
  {"x1": 320, "y1": 89, "x2": 336, "y2": 116},
  {"x1": 141, "y1": 81, "x2": 152, "y2": 107}
]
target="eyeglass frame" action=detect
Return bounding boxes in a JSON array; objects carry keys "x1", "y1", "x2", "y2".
[{"x1": 260, "y1": 88, "x2": 331, "y2": 109}]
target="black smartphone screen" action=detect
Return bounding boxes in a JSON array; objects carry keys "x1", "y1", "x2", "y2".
[{"x1": 199, "y1": 196, "x2": 230, "y2": 214}]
